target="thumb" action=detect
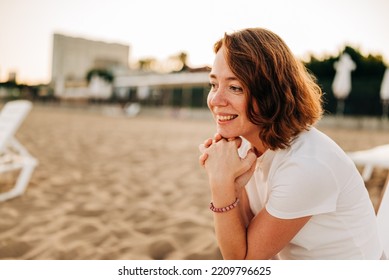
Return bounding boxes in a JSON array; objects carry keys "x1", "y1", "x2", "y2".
[
  {"x1": 234, "y1": 149, "x2": 258, "y2": 189},
  {"x1": 242, "y1": 149, "x2": 257, "y2": 171}
]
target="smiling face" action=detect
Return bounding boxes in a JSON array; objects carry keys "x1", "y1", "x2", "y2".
[{"x1": 208, "y1": 47, "x2": 260, "y2": 141}]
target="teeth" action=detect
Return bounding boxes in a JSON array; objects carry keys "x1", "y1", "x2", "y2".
[{"x1": 217, "y1": 115, "x2": 237, "y2": 121}]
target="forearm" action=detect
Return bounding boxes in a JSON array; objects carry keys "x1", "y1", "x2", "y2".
[
  {"x1": 210, "y1": 180, "x2": 248, "y2": 259},
  {"x1": 213, "y1": 209, "x2": 248, "y2": 259},
  {"x1": 200, "y1": 136, "x2": 257, "y2": 259}
]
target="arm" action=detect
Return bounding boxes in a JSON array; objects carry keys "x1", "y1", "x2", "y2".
[
  {"x1": 211, "y1": 176, "x2": 310, "y2": 259},
  {"x1": 200, "y1": 137, "x2": 311, "y2": 259},
  {"x1": 245, "y1": 209, "x2": 310, "y2": 259}
]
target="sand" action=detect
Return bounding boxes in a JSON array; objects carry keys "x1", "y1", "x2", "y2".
[{"x1": 0, "y1": 104, "x2": 388, "y2": 260}]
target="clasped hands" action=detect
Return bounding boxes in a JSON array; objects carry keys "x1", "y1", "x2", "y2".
[{"x1": 198, "y1": 134, "x2": 258, "y2": 190}]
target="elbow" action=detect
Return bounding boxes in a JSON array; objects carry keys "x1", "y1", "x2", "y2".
[{"x1": 221, "y1": 250, "x2": 248, "y2": 260}]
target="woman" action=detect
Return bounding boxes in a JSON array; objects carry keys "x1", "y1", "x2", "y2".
[{"x1": 199, "y1": 27, "x2": 383, "y2": 259}]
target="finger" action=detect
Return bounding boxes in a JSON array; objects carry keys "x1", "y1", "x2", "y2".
[
  {"x1": 213, "y1": 133, "x2": 223, "y2": 143},
  {"x1": 198, "y1": 143, "x2": 206, "y2": 153},
  {"x1": 234, "y1": 137, "x2": 243, "y2": 148},
  {"x1": 199, "y1": 153, "x2": 208, "y2": 166},
  {"x1": 242, "y1": 149, "x2": 258, "y2": 170},
  {"x1": 203, "y1": 138, "x2": 213, "y2": 148},
  {"x1": 248, "y1": 153, "x2": 257, "y2": 173}
]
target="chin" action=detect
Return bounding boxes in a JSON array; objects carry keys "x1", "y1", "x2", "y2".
[{"x1": 217, "y1": 129, "x2": 239, "y2": 139}]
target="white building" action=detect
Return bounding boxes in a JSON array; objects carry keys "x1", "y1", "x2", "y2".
[
  {"x1": 50, "y1": 33, "x2": 210, "y2": 107},
  {"x1": 51, "y1": 33, "x2": 130, "y2": 100}
]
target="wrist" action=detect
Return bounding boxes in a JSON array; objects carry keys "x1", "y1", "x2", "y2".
[
  {"x1": 208, "y1": 174, "x2": 235, "y2": 189},
  {"x1": 209, "y1": 181, "x2": 236, "y2": 208},
  {"x1": 210, "y1": 197, "x2": 239, "y2": 213}
]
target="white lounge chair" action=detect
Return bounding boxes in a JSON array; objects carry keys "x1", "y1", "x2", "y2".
[
  {"x1": 348, "y1": 145, "x2": 389, "y2": 259},
  {"x1": 0, "y1": 100, "x2": 38, "y2": 202},
  {"x1": 347, "y1": 144, "x2": 389, "y2": 181}
]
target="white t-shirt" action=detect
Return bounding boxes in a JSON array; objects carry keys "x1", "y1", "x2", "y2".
[{"x1": 240, "y1": 127, "x2": 383, "y2": 259}]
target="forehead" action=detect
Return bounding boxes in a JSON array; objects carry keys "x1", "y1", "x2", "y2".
[{"x1": 209, "y1": 47, "x2": 236, "y2": 80}]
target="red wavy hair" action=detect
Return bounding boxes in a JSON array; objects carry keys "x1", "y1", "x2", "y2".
[{"x1": 214, "y1": 28, "x2": 323, "y2": 150}]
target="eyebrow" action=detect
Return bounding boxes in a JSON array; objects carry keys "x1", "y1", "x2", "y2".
[{"x1": 209, "y1": 73, "x2": 239, "y2": 81}]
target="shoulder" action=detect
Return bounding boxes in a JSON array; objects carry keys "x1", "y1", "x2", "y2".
[
  {"x1": 265, "y1": 129, "x2": 342, "y2": 218},
  {"x1": 269, "y1": 128, "x2": 342, "y2": 193},
  {"x1": 272, "y1": 127, "x2": 348, "y2": 171}
]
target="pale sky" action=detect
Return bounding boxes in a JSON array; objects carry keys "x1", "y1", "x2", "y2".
[{"x1": 0, "y1": 0, "x2": 388, "y2": 85}]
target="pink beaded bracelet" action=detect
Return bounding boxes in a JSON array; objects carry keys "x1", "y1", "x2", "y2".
[{"x1": 209, "y1": 198, "x2": 239, "y2": 213}]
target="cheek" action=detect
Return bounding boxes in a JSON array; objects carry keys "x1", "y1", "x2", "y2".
[
  {"x1": 242, "y1": 96, "x2": 257, "y2": 119},
  {"x1": 238, "y1": 99, "x2": 249, "y2": 116}
]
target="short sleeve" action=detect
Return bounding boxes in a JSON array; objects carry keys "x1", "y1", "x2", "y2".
[{"x1": 265, "y1": 157, "x2": 339, "y2": 219}]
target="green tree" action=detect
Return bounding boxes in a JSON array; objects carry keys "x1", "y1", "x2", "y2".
[{"x1": 305, "y1": 46, "x2": 386, "y2": 116}]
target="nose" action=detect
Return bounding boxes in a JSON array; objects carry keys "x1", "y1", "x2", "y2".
[{"x1": 208, "y1": 89, "x2": 228, "y2": 107}]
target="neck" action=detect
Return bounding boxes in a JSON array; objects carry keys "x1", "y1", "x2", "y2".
[{"x1": 245, "y1": 136, "x2": 267, "y2": 156}]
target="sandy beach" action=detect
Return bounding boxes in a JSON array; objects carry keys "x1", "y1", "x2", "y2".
[{"x1": 0, "y1": 104, "x2": 388, "y2": 260}]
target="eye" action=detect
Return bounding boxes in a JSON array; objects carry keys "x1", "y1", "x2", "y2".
[
  {"x1": 209, "y1": 82, "x2": 218, "y2": 91},
  {"x1": 229, "y1": 85, "x2": 243, "y2": 93}
]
